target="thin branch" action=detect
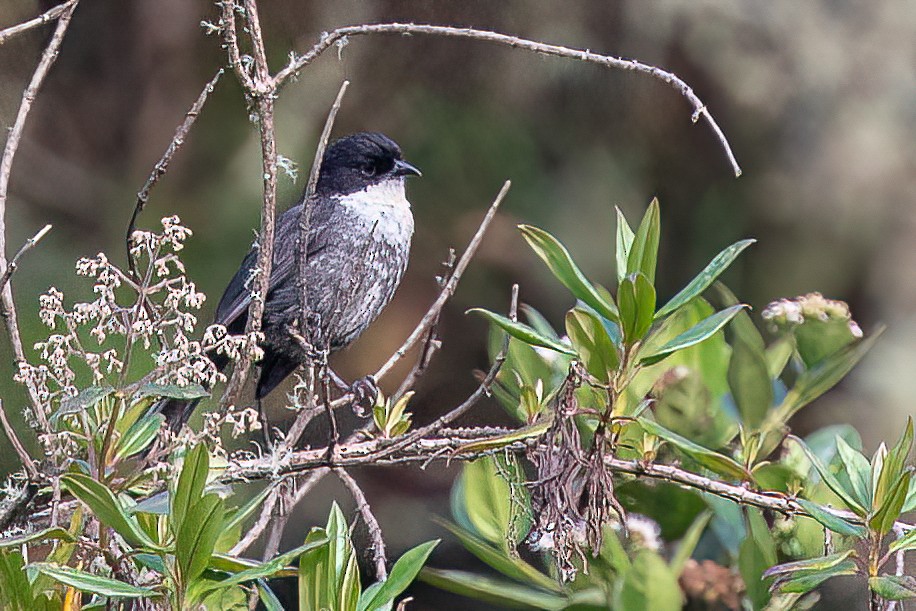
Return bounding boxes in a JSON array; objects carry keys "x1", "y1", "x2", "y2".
[
  {"x1": 0, "y1": 0, "x2": 77, "y2": 46},
  {"x1": 126, "y1": 69, "x2": 224, "y2": 279},
  {"x1": 336, "y1": 468, "x2": 387, "y2": 581},
  {"x1": 275, "y1": 23, "x2": 741, "y2": 177},
  {"x1": 374, "y1": 180, "x2": 511, "y2": 383},
  {"x1": 241, "y1": 0, "x2": 271, "y2": 92},
  {"x1": 0, "y1": 224, "x2": 50, "y2": 290},
  {"x1": 0, "y1": 0, "x2": 78, "y2": 434},
  {"x1": 0, "y1": 399, "x2": 38, "y2": 480},
  {"x1": 218, "y1": 1, "x2": 256, "y2": 92}
]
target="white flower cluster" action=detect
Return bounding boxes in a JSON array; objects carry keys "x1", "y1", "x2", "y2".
[
  {"x1": 761, "y1": 292, "x2": 863, "y2": 338},
  {"x1": 16, "y1": 216, "x2": 232, "y2": 449}
]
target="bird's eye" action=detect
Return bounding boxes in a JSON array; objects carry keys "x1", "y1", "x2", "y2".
[{"x1": 361, "y1": 164, "x2": 377, "y2": 177}]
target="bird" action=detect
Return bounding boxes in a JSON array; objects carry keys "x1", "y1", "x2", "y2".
[{"x1": 156, "y1": 132, "x2": 421, "y2": 431}]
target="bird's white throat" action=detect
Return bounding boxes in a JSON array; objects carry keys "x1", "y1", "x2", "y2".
[{"x1": 339, "y1": 178, "x2": 414, "y2": 244}]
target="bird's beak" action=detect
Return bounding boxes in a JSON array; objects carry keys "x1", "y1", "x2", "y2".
[{"x1": 393, "y1": 158, "x2": 422, "y2": 177}]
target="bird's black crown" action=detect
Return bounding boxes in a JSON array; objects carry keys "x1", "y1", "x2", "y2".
[{"x1": 315, "y1": 132, "x2": 420, "y2": 197}]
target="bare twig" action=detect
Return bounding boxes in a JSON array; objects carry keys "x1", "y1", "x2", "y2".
[
  {"x1": 374, "y1": 180, "x2": 511, "y2": 383},
  {"x1": 0, "y1": 399, "x2": 38, "y2": 480},
  {"x1": 0, "y1": 223, "x2": 50, "y2": 291},
  {"x1": 126, "y1": 69, "x2": 224, "y2": 279},
  {"x1": 219, "y1": 0, "x2": 279, "y2": 409},
  {"x1": 336, "y1": 468, "x2": 387, "y2": 580},
  {"x1": 0, "y1": 0, "x2": 78, "y2": 435},
  {"x1": 0, "y1": 0, "x2": 77, "y2": 46},
  {"x1": 275, "y1": 24, "x2": 741, "y2": 176}
]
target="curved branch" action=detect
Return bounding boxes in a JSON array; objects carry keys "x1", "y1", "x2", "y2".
[{"x1": 275, "y1": 23, "x2": 741, "y2": 177}]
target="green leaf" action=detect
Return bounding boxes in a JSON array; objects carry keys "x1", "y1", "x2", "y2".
[
  {"x1": 172, "y1": 443, "x2": 210, "y2": 533},
  {"x1": 656, "y1": 239, "x2": 755, "y2": 319},
  {"x1": 874, "y1": 417, "x2": 914, "y2": 514},
  {"x1": 565, "y1": 307, "x2": 618, "y2": 382},
  {"x1": 639, "y1": 305, "x2": 747, "y2": 366},
  {"x1": 52, "y1": 386, "x2": 113, "y2": 425},
  {"x1": 31, "y1": 563, "x2": 156, "y2": 598},
  {"x1": 728, "y1": 334, "x2": 773, "y2": 430},
  {"x1": 774, "y1": 330, "x2": 881, "y2": 422},
  {"x1": 257, "y1": 581, "x2": 284, "y2": 611},
  {"x1": 519, "y1": 224, "x2": 619, "y2": 321},
  {"x1": 357, "y1": 540, "x2": 440, "y2": 611},
  {"x1": 835, "y1": 436, "x2": 872, "y2": 510},
  {"x1": 61, "y1": 473, "x2": 158, "y2": 549},
  {"x1": 115, "y1": 413, "x2": 165, "y2": 459},
  {"x1": 739, "y1": 508, "x2": 777, "y2": 610},
  {"x1": 617, "y1": 549, "x2": 682, "y2": 611},
  {"x1": 0, "y1": 550, "x2": 35, "y2": 611},
  {"x1": 765, "y1": 337, "x2": 794, "y2": 379},
  {"x1": 133, "y1": 383, "x2": 208, "y2": 401},
  {"x1": 670, "y1": 511, "x2": 712, "y2": 576},
  {"x1": 0, "y1": 527, "x2": 74, "y2": 549},
  {"x1": 299, "y1": 529, "x2": 333, "y2": 611},
  {"x1": 436, "y1": 521, "x2": 559, "y2": 592},
  {"x1": 339, "y1": 552, "x2": 361, "y2": 611},
  {"x1": 870, "y1": 470, "x2": 912, "y2": 536},
  {"x1": 773, "y1": 564, "x2": 857, "y2": 594},
  {"x1": 794, "y1": 317, "x2": 862, "y2": 369},
  {"x1": 618, "y1": 272, "x2": 656, "y2": 344},
  {"x1": 869, "y1": 575, "x2": 916, "y2": 601},
  {"x1": 223, "y1": 484, "x2": 277, "y2": 534},
  {"x1": 468, "y1": 309, "x2": 575, "y2": 356},
  {"x1": 796, "y1": 499, "x2": 866, "y2": 538},
  {"x1": 205, "y1": 537, "x2": 328, "y2": 593},
  {"x1": 456, "y1": 457, "x2": 530, "y2": 549},
  {"x1": 639, "y1": 418, "x2": 748, "y2": 480},
  {"x1": 615, "y1": 206, "x2": 635, "y2": 283},
  {"x1": 176, "y1": 493, "x2": 224, "y2": 584},
  {"x1": 889, "y1": 527, "x2": 916, "y2": 553},
  {"x1": 420, "y1": 568, "x2": 568, "y2": 610},
  {"x1": 763, "y1": 550, "x2": 855, "y2": 579},
  {"x1": 625, "y1": 198, "x2": 661, "y2": 284},
  {"x1": 790, "y1": 437, "x2": 866, "y2": 515}
]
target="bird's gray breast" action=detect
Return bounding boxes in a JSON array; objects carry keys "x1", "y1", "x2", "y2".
[{"x1": 264, "y1": 178, "x2": 414, "y2": 356}]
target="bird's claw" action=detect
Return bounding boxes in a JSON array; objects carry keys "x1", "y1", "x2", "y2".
[{"x1": 350, "y1": 375, "x2": 379, "y2": 417}]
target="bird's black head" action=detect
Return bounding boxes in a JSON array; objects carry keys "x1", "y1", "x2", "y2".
[{"x1": 315, "y1": 132, "x2": 421, "y2": 197}]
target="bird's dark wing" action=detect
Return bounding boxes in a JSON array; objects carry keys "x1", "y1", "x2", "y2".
[{"x1": 214, "y1": 198, "x2": 334, "y2": 330}]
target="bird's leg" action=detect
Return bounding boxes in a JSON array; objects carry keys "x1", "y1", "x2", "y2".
[
  {"x1": 257, "y1": 397, "x2": 272, "y2": 449},
  {"x1": 349, "y1": 376, "x2": 380, "y2": 418}
]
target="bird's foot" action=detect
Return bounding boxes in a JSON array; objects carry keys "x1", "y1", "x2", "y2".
[{"x1": 350, "y1": 375, "x2": 380, "y2": 418}]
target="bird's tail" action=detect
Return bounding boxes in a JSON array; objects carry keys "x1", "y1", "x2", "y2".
[{"x1": 148, "y1": 352, "x2": 231, "y2": 433}]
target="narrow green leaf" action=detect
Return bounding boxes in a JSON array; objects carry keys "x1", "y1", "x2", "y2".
[
  {"x1": 0, "y1": 527, "x2": 74, "y2": 549},
  {"x1": 615, "y1": 206, "x2": 635, "y2": 283},
  {"x1": 172, "y1": 443, "x2": 210, "y2": 534},
  {"x1": 420, "y1": 568, "x2": 567, "y2": 610},
  {"x1": 339, "y1": 552, "x2": 361, "y2": 611},
  {"x1": 52, "y1": 386, "x2": 113, "y2": 425},
  {"x1": 739, "y1": 508, "x2": 777, "y2": 610},
  {"x1": 889, "y1": 527, "x2": 916, "y2": 553},
  {"x1": 205, "y1": 537, "x2": 329, "y2": 593},
  {"x1": 775, "y1": 330, "x2": 881, "y2": 422},
  {"x1": 728, "y1": 335, "x2": 773, "y2": 429},
  {"x1": 835, "y1": 436, "x2": 872, "y2": 510},
  {"x1": 639, "y1": 305, "x2": 747, "y2": 366},
  {"x1": 670, "y1": 511, "x2": 712, "y2": 576},
  {"x1": 773, "y1": 563, "x2": 857, "y2": 594},
  {"x1": 797, "y1": 499, "x2": 866, "y2": 538},
  {"x1": 869, "y1": 575, "x2": 916, "y2": 601},
  {"x1": 133, "y1": 383, "x2": 208, "y2": 401},
  {"x1": 656, "y1": 239, "x2": 755, "y2": 319},
  {"x1": 299, "y1": 529, "x2": 332, "y2": 611},
  {"x1": 115, "y1": 413, "x2": 165, "y2": 459},
  {"x1": 223, "y1": 484, "x2": 277, "y2": 534},
  {"x1": 520, "y1": 304, "x2": 560, "y2": 340},
  {"x1": 326, "y1": 502, "x2": 353, "y2": 603},
  {"x1": 874, "y1": 417, "x2": 914, "y2": 513},
  {"x1": 618, "y1": 272, "x2": 656, "y2": 344},
  {"x1": 639, "y1": 418, "x2": 748, "y2": 480},
  {"x1": 763, "y1": 550, "x2": 856, "y2": 579},
  {"x1": 31, "y1": 563, "x2": 156, "y2": 598},
  {"x1": 870, "y1": 470, "x2": 912, "y2": 536},
  {"x1": 468, "y1": 309, "x2": 576, "y2": 356},
  {"x1": 790, "y1": 437, "x2": 866, "y2": 515},
  {"x1": 626, "y1": 198, "x2": 661, "y2": 284},
  {"x1": 176, "y1": 493, "x2": 224, "y2": 584},
  {"x1": 61, "y1": 474, "x2": 158, "y2": 549},
  {"x1": 565, "y1": 307, "x2": 619, "y2": 382},
  {"x1": 519, "y1": 224, "x2": 619, "y2": 321},
  {"x1": 765, "y1": 337, "x2": 794, "y2": 379},
  {"x1": 257, "y1": 580, "x2": 284, "y2": 611},
  {"x1": 458, "y1": 457, "x2": 531, "y2": 548},
  {"x1": 357, "y1": 540, "x2": 440, "y2": 611},
  {"x1": 437, "y1": 521, "x2": 559, "y2": 592}
]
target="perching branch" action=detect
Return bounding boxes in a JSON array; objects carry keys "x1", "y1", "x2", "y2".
[
  {"x1": 274, "y1": 23, "x2": 742, "y2": 177},
  {"x1": 336, "y1": 468, "x2": 388, "y2": 581},
  {"x1": 0, "y1": 1, "x2": 77, "y2": 46},
  {"x1": 0, "y1": 0, "x2": 78, "y2": 437},
  {"x1": 126, "y1": 69, "x2": 224, "y2": 279}
]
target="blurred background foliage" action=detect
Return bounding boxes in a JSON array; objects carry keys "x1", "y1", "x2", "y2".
[{"x1": 1, "y1": 1, "x2": 914, "y2": 608}]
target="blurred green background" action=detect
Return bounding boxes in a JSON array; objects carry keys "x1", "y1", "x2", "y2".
[{"x1": 1, "y1": 1, "x2": 914, "y2": 608}]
